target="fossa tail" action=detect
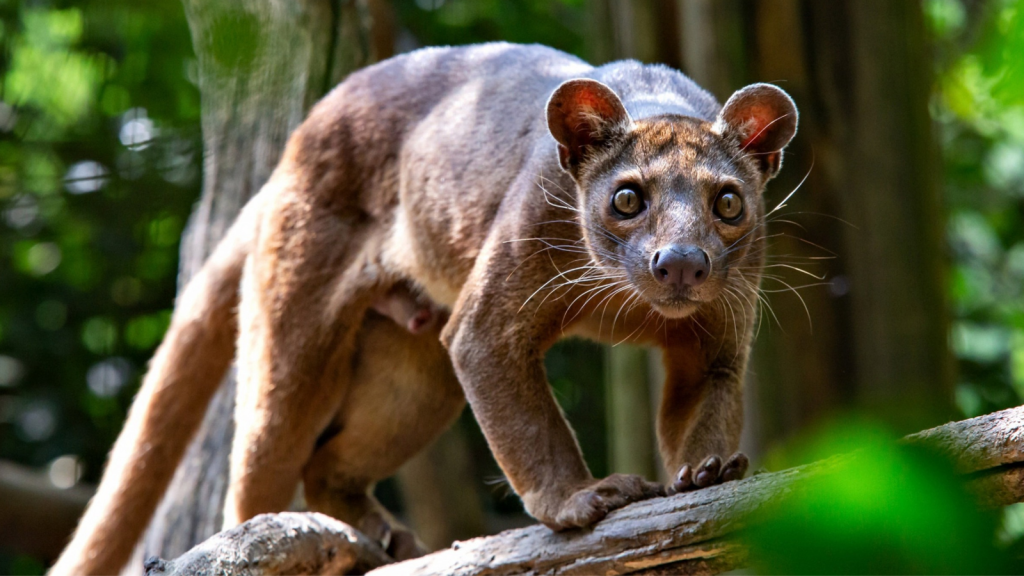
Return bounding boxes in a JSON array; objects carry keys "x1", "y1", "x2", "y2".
[{"x1": 50, "y1": 197, "x2": 263, "y2": 576}]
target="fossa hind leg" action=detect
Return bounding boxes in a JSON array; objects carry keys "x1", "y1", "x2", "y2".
[
  {"x1": 225, "y1": 187, "x2": 383, "y2": 528},
  {"x1": 303, "y1": 312, "x2": 465, "y2": 559}
]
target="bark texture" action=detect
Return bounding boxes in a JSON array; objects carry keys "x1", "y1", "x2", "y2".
[
  {"x1": 969, "y1": 465, "x2": 1024, "y2": 509},
  {"x1": 149, "y1": 406, "x2": 1024, "y2": 576},
  {"x1": 143, "y1": 513, "x2": 392, "y2": 576},
  {"x1": 369, "y1": 405, "x2": 1024, "y2": 576},
  {"x1": 367, "y1": 467, "x2": 796, "y2": 576},
  {"x1": 904, "y1": 404, "x2": 1024, "y2": 472}
]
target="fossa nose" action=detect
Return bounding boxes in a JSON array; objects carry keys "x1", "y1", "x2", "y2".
[{"x1": 651, "y1": 245, "x2": 710, "y2": 289}]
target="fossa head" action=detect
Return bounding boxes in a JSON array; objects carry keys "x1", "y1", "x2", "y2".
[{"x1": 547, "y1": 79, "x2": 798, "y2": 319}]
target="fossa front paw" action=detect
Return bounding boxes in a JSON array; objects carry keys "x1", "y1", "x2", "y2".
[
  {"x1": 546, "y1": 473, "x2": 665, "y2": 530},
  {"x1": 668, "y1": 452, "x2": 748, "y2": 495}
]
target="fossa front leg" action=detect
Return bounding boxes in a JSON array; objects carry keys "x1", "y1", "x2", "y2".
[
  {"x1": 657, "y1": 327, "x2": 750, "y2": 494},
  {"x1": 442, "y1": 238, "x2": 663, "y2": 531}
]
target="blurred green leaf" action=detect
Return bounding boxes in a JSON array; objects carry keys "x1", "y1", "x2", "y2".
[
  {"x1": 4, "y1": 9, "x2": 109, "y2": 127},
  {"x1": 952, "y1": 321, "x2": 1012, "y2": 363},
  {"x1": 999, "y1": 503, "x2": 1024, "y2": 547},
  {"x1": 746, "y1": 423, "x2": 1013, "y2": 574},
  {"x1": 81, "y1": 316, "x2": 118, "y2": 354},
  {"x1": 124, "y1": 311, "x2": 170, "y2": 350},
  {"x1": 926, "y1": 0, "x2": 967, "y2": 38}
]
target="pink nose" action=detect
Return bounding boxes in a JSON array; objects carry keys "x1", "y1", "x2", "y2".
[{"x1": 651, "y1": 245, "x2": 710, "y2": 288}]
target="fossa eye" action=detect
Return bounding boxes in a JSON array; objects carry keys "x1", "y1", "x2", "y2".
[
  {"x1": 714, "y1": 188, "x2": 743, "y2": 222},
  {"x1": 612, "y1": 187, "x2": 644, "y2": 218}
]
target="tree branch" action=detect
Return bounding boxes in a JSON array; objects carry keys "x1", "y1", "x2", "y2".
[
  {"x1": 146, "y1": 406, "x2": 1024, "y2": 576},
  {"x1": 142, "y1": 512, "x2": 392, "y2": 576},
  {"x1": 902, "y1": 405, "x2": 1024, "y2": 473}
]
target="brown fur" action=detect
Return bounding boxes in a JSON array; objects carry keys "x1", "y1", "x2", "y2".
[{"x1": 51, "y1": 43, "x2": 797, "y2": 575}]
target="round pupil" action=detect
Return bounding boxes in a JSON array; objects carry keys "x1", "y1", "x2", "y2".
[
  {"x1": 614, "y1": 189, "x2": 640, "y2": 215},
  {"x1": 717, "y1": 192, "x2": 742, "y2": 219}
]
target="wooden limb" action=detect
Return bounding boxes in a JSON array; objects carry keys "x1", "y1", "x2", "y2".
[
  {"x1": 967, "y1": 464, "x2": 1024, "y2": 509},
  {"x1": 903, "y1": 406, "x2": 1024, "y2": 473},
  {"x1": 904, "y1": 406, "x2": 1024, "y2": 508},
  {"x1": 366, "y1": 464, "x2": 804, "y2": 576},
  {"x1": 369, "y1": 406, "x2": 1024, "y2": 576},
  {"x1": 151, "y1": 406, "x2": 1024, "y2": 576},
  {"x1": 142, "y1": 512, "x2": 391, "y2": 576}
]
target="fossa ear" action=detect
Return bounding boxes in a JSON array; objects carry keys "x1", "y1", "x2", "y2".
[
  {"x1": 547, "y1": 79, "x2": 632, "y2": 174},
  {"x1": 714, "y1": 83, "x2": 798, "y2": 179}
]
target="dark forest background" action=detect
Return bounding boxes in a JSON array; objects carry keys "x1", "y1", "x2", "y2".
[{"x1": 1, "y1": 0, "x2": 1023, "y2": 573}]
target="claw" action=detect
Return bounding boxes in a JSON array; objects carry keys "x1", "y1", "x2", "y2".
[
  {"x1": 721, "y1": 452, "x2": 749, "y2": 482},
  {"x1": 669, "y1": 452, "x2": 749, "y2": 493},
  {"x1": 670, "y1": 464, "x2": 693, "y2": 494},
  {"x1": 694, "y1": 455, "x2": 722, "y2": 487}
]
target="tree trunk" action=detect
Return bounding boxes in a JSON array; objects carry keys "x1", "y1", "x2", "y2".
[
  {"x1": 136, "y1": 1, "x2": 374, "y2": 571},
  {"x1": 138, "y1": 1, "x2": 486, "y2": 568},
  {"x1": 675, "y1": 0, "x2": 746, "y2": 100}
]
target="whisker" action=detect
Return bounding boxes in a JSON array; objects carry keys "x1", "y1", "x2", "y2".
[
  {"x1": 761, "y1": 263, "x2": 826, "y2": 280},
  {"x1": 597, "y1": 284, "x2": 637, "y2": 338},
  {"x1": 611, "y1": 289, "x2": 643, "y2": 340},
  {"x1": 561, "y1": 278, "x2": 628, "y2": 328},
  {"x1": 615, "y1": 300, "x2": 656, "y2": 346},
  {"x1": 518, "y1": 261, "x2": 610, "y2": 312},
  {"x1": 766, "y1": 161, "x2": 813, "y2": 217},
  {"x1": 757, "y1": 278, "x2": 825, "y2": 331}
]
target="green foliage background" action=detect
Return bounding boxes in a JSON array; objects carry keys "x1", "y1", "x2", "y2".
[
  {"x1": 0, "y1": 0, "x2": 199, "y2": 473},
  {"x1": 931, "y1": 0, "x2": 1024, "y2": 420},
  {"x1": 0, "y1": 0, "x2": 1022, "y2": 573}
]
